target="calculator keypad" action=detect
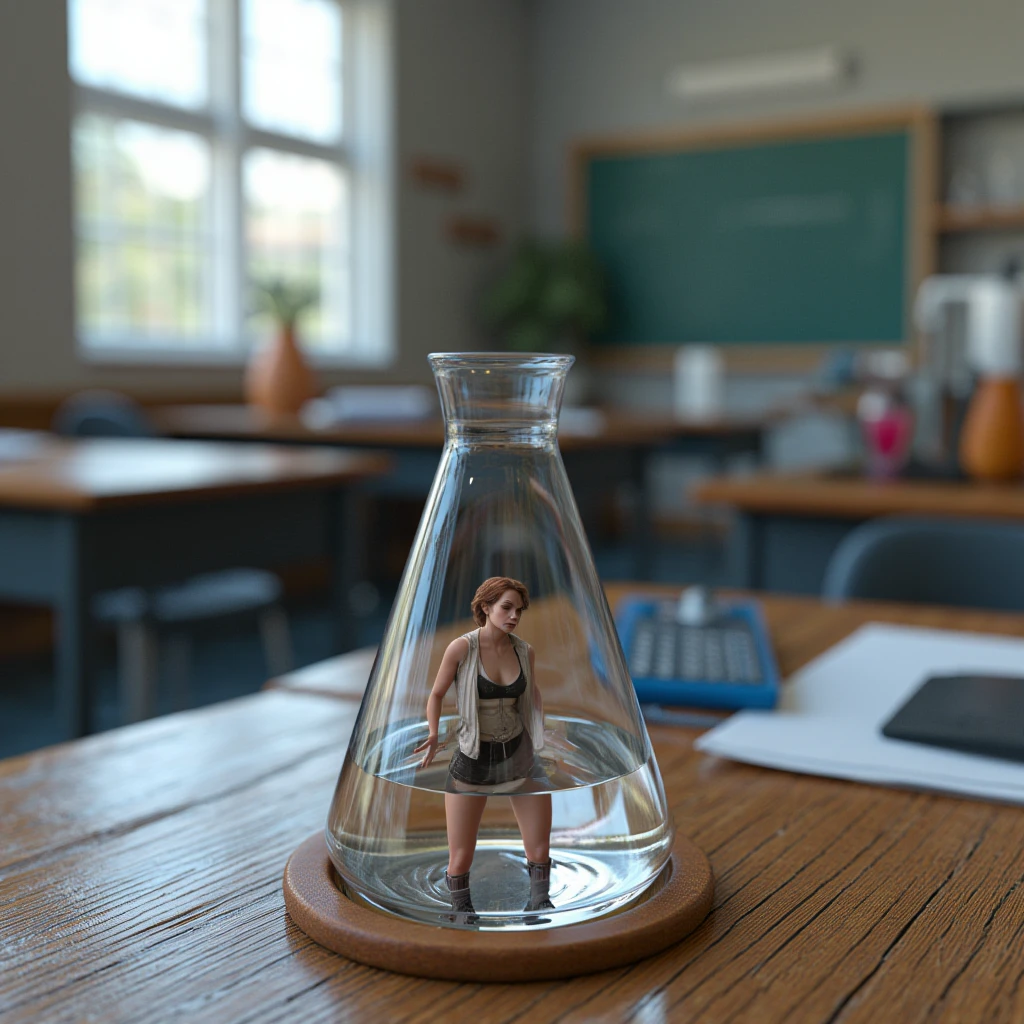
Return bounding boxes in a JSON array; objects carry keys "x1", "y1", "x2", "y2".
[{"x1": 628, "y1": 619, "x2": 763, "y2": 685}]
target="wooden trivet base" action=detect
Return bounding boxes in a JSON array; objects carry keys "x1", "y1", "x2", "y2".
[{"x1": 282, "y1": 831, "x2": 713, "y2": 982}]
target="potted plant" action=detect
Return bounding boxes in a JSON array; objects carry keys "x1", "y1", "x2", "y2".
[
  {"x1": 245, "y1": 278, "x2": 320, "y2": 417},
  {"x1": 481, "y1": 240, "x2": 610, "y2": 401}
]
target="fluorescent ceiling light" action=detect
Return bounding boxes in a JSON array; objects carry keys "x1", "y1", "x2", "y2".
[{"x1": 667, "y1": 46, "x2": 854, "y2": 102}]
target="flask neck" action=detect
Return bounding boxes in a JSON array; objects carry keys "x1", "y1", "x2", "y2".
[{"x1": 429, "y1": 352, "x2": 574, "y2": 445}]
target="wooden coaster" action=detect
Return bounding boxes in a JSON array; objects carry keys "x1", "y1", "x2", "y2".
[{"x1": 282, "y1": 832, "x2": 713, "y2": 982}]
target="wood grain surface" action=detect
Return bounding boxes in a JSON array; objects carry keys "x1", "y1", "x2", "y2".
[
  {"x1": 0, "y1": 435, "x2": 390, "y2": 511},
  {"x1": 3, "y1": 590, "x2": 1024, "y2": 1022},
  {"x1": 694, "y1": 469, "x2": 1024, "y2": 521}
]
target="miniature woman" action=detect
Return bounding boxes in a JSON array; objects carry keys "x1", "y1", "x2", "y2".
[{"x1": 413, "y1": 577, "x2": 553, "y2": 917}]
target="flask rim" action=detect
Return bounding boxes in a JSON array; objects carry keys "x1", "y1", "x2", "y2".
[{"x1": 429, "y1": 352, "x2": 575, "y2": 376}]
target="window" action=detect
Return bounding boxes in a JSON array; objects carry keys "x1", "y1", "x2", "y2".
[{"x1": 68, "y1": 0, "x2": 393, "y2": 365}]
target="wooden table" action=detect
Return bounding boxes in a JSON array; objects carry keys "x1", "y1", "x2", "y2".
[
  {"x1": 5, "y1": 582, "x2": 1024, "y2": 1021},
  {"x1": 154, "y1": 404, "x2": 772, "y2": 578},
  {"x1": 695, "y1": 468, "x2": 1024, "y2": 594},
  {"x1": 0, "y1": 433, "x2": 389, "y2": 738}
]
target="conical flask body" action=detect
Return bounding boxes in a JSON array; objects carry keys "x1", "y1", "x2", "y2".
[{"x1": 326, "y1": 354, "x2": 674, "y2": 929}]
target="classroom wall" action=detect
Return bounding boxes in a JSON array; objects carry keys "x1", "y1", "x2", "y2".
[
  {"x1": 8, "y1": 1, "x2": 1024, "y2": 403},
  {"x1": 0, "y1": 0, "x2": 531, "y2": 398},
  {"x1": 0, "y1": 2, "x2": 77, "y2": 395},
  {"x1": 529, "y1": 0, "x2": 1024, "y2": 239},
  {"x1": 526, "y1": 0, "x2": 1024, "y2": 478},
  {"x1": 528, "y1": 0, "x2": 1024, "y2": 426},
  {"x1": 395, "y1": 0, "x2": 531, "y2": 380}
]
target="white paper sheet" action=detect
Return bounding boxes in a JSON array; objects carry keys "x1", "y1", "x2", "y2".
[
  {"x1": 0, "y1": 429, "x2": 45, "y2": 463},
  {"x1": 694, "y1": 623, "x2": 1024, "y2": 803}
]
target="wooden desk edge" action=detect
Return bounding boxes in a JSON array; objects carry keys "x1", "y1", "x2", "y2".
[
  {"x1": 692, "y1": 471, "x2": 1024, "y2": 520},
  {"x1": 0, "y1": 453, "x2": 393, "y2": 512}
]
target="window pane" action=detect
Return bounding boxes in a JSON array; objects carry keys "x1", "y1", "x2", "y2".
[
  {"x1": 244, "y1": 148, "x2": 349, "y2": 351},
  {"x1": 69, "y1": 0, "x2": 208, "y2": 109},
  {"x1": 242, "y1": 0, "x2": 342, "y2": 143},
  {"x1": 73, "y1": 115, "x2": 213, "y2": 342}
]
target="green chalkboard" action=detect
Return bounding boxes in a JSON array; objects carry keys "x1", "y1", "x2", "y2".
[{"x1": 584, "y1": 128, "x2": 914, "y2": 346}]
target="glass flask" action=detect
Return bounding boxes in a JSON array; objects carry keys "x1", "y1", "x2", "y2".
[{"x1": 326, "y1": 353, "x2": 674, "y2": 931}]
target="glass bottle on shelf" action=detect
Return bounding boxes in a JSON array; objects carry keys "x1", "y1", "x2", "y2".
[{"x1": 856, "y1": 350, "x2": 915, "y2": 480}]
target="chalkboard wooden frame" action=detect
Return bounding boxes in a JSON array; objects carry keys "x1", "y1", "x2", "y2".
[{"x1": 571, "y1": 107, "x2": 937, "y2": 372}]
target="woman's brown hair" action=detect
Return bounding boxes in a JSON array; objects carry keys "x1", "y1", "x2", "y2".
[{"x1": 471, "y1": 577, "x2": 530, "y2": 626}]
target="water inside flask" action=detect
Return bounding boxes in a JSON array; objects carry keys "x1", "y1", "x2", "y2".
[{"x1": 326, "y1": 353, "x2": 675, "y2": 930}]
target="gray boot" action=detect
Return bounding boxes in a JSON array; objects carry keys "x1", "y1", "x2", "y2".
[
  {"x1": 525, "y1": 859, "x2": 555, "y2": 912},
  {"x1": 445, "y1": 870, "x2": 477, "y2": 923}
]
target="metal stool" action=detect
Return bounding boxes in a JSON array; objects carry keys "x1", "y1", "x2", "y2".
[
  {"x1": 93, "y1": 569, "x2": 293, "y2": 722},
  {"x1": 54, "y1": 391, "x2": 294, "y2": 722}
]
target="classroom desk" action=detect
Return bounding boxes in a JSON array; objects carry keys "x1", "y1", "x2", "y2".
[
  {"x1": 5, "y1": 582, "x2": 1024, "y2": 1021},
  {"x1": 694, "y1": 468, "x2": 1024, "y2": 593},
  {"x1": 0, "y1": 433, "x2": 389, "y2": 738},
  {"x1": 153, "y1": 403, "x2": 771, "y2": 578}
]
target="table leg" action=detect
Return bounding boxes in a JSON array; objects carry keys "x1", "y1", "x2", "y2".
[
  {"x1": 53, "y1": 516, "x2": 98, "y2": 738},
  {"x1": 630, "y1": 447, "x2": 655, "y2": 581},
  {"x1": 728, "y1": 512, "x2": 765, "y2": 591},
  {"x1": 327, "y1": 487, "x2": 360, "y2": 653}
]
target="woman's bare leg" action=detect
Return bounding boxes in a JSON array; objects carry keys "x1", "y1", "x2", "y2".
[
  {"x1": 509, "y1": 794, "x2": 552, "y2": 863},
  {"x1": 445, "y1": 793, "x2": 488, "y2": 875}
]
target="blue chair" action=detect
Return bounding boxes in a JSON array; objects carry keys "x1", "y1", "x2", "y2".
[
  {"x1": 822, "y1": 516, "x2": 1024, "y2": 611},
  {"x1": 53, "y1": 391, "x2": 293, "y2": 722},
  {"x1": 52, "y1": 389, "x2": 154, "y2": 438}
]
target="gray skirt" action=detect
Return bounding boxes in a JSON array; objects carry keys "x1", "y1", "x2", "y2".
[{"x1": 447, "y1": 729, "x2": 541, "y2": 793}]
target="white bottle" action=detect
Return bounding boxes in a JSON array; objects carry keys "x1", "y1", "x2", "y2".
[{"x1": 673, "y1": 345, "x2": 724, "y2": 418}]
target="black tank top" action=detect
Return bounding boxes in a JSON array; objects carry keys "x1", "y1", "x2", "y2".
[{"x1": 477, "y1": 651, "x2": 525, "y2": 699}]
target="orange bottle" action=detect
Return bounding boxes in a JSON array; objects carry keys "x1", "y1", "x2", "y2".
[{"x1": 959, "y1": 377, "x2": 1024, "y2": 482}]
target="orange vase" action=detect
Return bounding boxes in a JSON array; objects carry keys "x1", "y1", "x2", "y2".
[
  {"x1": 958, "y1": 377, "x2": 1024, "y2": 482},
  {"x1": 245, "y1": 324, "x2": 318, "y2": 417}
]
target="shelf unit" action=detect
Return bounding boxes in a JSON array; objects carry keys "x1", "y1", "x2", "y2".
[
  {"x1": 934, "y1": 206, "x2": 1024, "y2": 233},
  {"x1": 936, "y1": 103, "x2": 1024, "y2": 258}
]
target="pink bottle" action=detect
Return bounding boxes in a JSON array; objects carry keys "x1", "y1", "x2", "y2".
[{"x1": 856, "y1": 351, "x2": 915, "y2": 480}]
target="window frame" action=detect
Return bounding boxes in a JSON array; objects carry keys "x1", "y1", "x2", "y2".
[{"x1": 69, "y1": 0, "x2": 393, "y2": 369}]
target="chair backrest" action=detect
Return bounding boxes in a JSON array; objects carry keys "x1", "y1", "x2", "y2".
[
  {"x1": 822, "y1": 516, "x2": 1024, "y2": 611},
  {"x1": 52, "y1": 390, "x2": 155, "y2": 438}
]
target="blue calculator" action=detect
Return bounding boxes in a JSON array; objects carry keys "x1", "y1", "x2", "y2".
[{"x1": 615, "y1": 593, "x2": 780, "y2": 710}]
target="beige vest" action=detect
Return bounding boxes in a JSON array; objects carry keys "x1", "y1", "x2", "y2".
[{"x1": 454, "y1": 629, "x2": 543, "y2": 759}]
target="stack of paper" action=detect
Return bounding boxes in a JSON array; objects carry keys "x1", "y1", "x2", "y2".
[
  {"x1": 695, "y1": 623, "x2": 1024, "y2": 803},
  {"x1": 0, "y1": 429, "x2": 45, "y2": 463},
  {"x1": 304, "y1": 386, "x2": 436, "y2": 425}
]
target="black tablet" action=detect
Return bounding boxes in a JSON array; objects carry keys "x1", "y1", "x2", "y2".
[{"x1": 881, "y1": 674, "x2": 1024, "y2": 763}]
